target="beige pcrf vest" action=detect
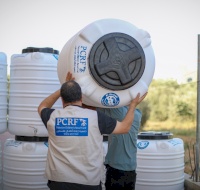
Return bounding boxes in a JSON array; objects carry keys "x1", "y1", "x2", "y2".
[{"x1": 45, "y1": 106, "x2": 103, "y2": 185}]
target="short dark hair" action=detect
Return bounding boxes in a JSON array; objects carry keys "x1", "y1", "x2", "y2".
[{"x1": 60, "y1": 81, "x2": 82, "y2": 103}]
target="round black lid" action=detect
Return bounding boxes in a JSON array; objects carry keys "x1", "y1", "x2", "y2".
[
  {"x1": 89, "y1": 32, "x2": 145, "y2": 90},
  {"x1": 22, "y1": 47, "x2": 59, "y2": 54},
  {"x1": 137, "y1": 131, "x2": 173, "y2": 140}
]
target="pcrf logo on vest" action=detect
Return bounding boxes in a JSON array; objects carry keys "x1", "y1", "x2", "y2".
[{"x1": 55, "y1": 117, "x2": 88, "y2": 136}]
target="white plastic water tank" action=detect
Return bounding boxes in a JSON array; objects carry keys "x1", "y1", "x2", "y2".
[
  {"x1": 0, "y1": 52, "x2": 8, "y2": 133},
  {"x1": 8, "y1": 47, "x2": 62, "y2": 137},
  {"x1": 101, "y1": 137, "x2": 108, "y2": 190},
  {"x1": 3, "y1": 138, "x2": 49, "y2": 190},
  {"x1": 57, "y1": 18, "x2": 155, "y2": 108},
  {"x1": 136, "y1": 132, "x2": 184, "y2": 190}
]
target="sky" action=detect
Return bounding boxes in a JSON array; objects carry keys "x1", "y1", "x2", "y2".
[{"x1": 0, "y1": 0, "x2": 200, "y2": 80}]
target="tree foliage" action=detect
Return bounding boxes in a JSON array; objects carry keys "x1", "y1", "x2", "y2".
[{"x1": 139, "y1": 79, "x2": 197, "y2": 129}]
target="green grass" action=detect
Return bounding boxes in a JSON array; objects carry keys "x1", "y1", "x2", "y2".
[
  {"x1": 142, "y1": 120, "x2": 197, "y2": 175},
  {"x1": 142, "y1": 120, "x2": 196, "y2": 137}
]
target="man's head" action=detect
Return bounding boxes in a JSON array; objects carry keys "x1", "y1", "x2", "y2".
[{"x1": 60, "y1": 80, "x2": 82, "y2": 104}]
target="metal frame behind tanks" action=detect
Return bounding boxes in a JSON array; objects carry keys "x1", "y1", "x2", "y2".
[{"x1": 195, "y1": 34, "x2": 200, "y2": 182}]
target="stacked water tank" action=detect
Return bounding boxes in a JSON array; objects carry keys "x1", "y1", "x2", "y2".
[
  {"x1": 0, "y1": 52, "x2": 8, "y2": 189},
  {"x1": 136, "y1": 132, "x2": 185, "y2": 190},
  {"x1": 0, "y1": 52, "x2": 8, "y2": 133},
  {"x1": 3, "y1": 47, "x2": 61, "y2": 190}
]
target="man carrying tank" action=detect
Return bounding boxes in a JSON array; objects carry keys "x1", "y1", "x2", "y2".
[{"x1": 38, "y1": 72, "x2": 147, "y2": 190}]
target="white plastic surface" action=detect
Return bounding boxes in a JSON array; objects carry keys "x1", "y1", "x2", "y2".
[
  {"x1": 0, "y1": 52, "x2": 8, "y2": 133},
  {"x1": 58, "y1": 18, "x2": 155, "y2": 107},
  {"x1": 136, "y1": 138, "x2": 185, "y2": 190},
  {"x1": 3, "y1": 139, "x2": 49, "y2": 190},
  {"x1": 101, "y1": 141, "x2": 108, "y2": 190},
  {"x1": 8, "y1": 52, "x2": 62, "y2": 137}
]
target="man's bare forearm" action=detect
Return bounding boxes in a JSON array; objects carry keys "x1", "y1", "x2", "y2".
[{"x1": 38, "y1": 89, "x2": 60, "y2": 116}]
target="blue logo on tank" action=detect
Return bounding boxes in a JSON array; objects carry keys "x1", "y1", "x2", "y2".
[
  {"x1": 53, "y1": 54, "x2": 59, "y2": 60},
  {"x1": 101, "y1": 93, "x2": 120, "y2": 107},
  {"x1": 44, "y1": 141, "x2": 48, "y2": 147},
  {"x1": 137, "y1": 141, "x2": 149, "y2": 149}
]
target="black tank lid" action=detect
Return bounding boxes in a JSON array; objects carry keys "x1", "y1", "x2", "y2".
[
  {"x1": 15, "y1": 135, "x2": 48, "y2": 142},
  {"x1": 22, "y1": 47, "x2": 59, "y2": 54},
  {"x1": 89, "y1": 32, "x2": 145, "y2": 91},
  {"x1": 137, "y1": 131, "x2": 173, "y2": 140}
]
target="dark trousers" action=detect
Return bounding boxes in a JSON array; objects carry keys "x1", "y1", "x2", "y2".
[
  {"x1": 47, "y1": 180, "x2": 102, "y2": 190},
  {"x1": 105, "y1": 165, "x2": 136, "y2": 190}
]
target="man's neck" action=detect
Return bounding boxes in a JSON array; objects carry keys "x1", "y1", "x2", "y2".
[{"x1": 63, "y1": 101, "x2": 82, "y2": 108}]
